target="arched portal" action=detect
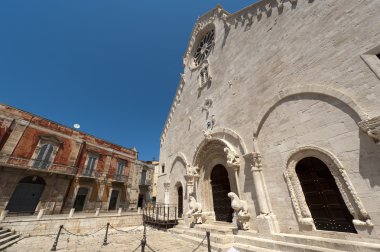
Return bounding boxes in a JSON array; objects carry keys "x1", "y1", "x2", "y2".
[
  {"x1": 6, "y1": 176, "x2": 45, "y2": 214},
  {"x1": 177, "y1": 186, "x2": 183, "y2": 218},
  {"x1": 296, "y1": 157, "x2": 357, "y2": 233},
  {"x1": 211, "y1": 164, "x2": 233, "y2": 222}
]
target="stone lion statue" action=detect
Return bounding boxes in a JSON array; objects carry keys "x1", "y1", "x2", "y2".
[
  {"x1": 224, "y1": 147, "x2": 240, "y2": 166},
  {"x1": 186, "y1": 196, "x2": 202, "y2": 217},
  {"x1": 228, "y1": 192, "x2": 248, "y2": 216},
  {"x1": 186, "y1": 165, "x2": 199, "y2": 176}
]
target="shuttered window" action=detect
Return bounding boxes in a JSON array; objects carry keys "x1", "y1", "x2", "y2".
[
  {"x1": 84, "y1": 155, "x2": 97, "y2": 176},
  {"x1": 116, "y1": 161, "x2": 124, "y2": 176},
  {"x1": 33, "y1": 143, "x2": 54, "y2": 169}
]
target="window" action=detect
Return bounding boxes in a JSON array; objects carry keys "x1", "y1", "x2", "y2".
[
  {"x1": 161, "y1": 164, "x2": 165, "y2": 174},
  {"x1": 33, "y1": 143, "x2": 54, "y2": 169},
  {"x1": 141, "y1": 170, "x2": 147, "y2": 185},
  {"x1": 84, "y1": 154, "x2": 98, "y2": 176},
  {"x1": 116, "y1": 161, "x2": 125, "y2": 176},
  {"x1": 193, "y1": 29, "x2": 215, "y2": 67}
]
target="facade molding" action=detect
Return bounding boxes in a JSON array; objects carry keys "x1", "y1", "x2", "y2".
[
  {"x1": 253, "y1": 85, "x2": 368, "y2": 137},
  {"x1": 284, "y1": 145, "x2": 373, "y2": 228}
]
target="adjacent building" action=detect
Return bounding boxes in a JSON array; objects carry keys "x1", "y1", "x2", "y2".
[{"x1": 0, "y1": 104, "x2": 150, "y2": 215}]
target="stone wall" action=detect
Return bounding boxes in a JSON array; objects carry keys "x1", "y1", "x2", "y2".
[{"x1": 1, "y1": 213, "x2": 143, "y2": 235}]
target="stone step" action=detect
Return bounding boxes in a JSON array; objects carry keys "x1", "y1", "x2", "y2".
[
  {"x1": 0, "y1": 230, "x2": 9, "y2": 235},
  {"x1": 169, "y1": 226, "x2": 234, "y2": 245},
  {"x1": 0, "y1": 233, "x2": 20, "y2": 246},
  {"x1": 234, "y1": 235, "x2": 344, "y2": 252},
  {"x1": 232, "y1": 243, "x2": 280, "y2": 252},
  {"x1": 270, "y1": 233, "x2": 380, "y2": 252},
  {"x1": 0, "y1": 236, "x2": 23, "y2": 251},
  {"x1": 0, "y1": 231, "x2": 13, "y2": 239},
  {"x1": 174, "y1": 232, "x2": 231, "y2": 252}
]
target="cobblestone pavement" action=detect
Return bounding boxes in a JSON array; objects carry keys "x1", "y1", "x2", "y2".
[{"x1": 6, "y1": 226, "x2": 210, "y2": 252}]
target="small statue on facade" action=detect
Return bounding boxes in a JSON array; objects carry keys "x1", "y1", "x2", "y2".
[
  {"x1": 186, "y1": 196, "x2": 206, "y2": 224},
  {"x1": 228, "y1": 192, "x2": 250, "y2": 230},
  {"x1": 202, "y1": 130, "x2": 212, "y2": 140},
  {"x1": 224, "y1": 147, "x2": 240, "y2": 167}
]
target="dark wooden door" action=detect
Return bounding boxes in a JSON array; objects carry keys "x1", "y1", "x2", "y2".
[
  {"x1": 108, "y1": 190, "x2": 119, "y2": 210},
  {"x1": 6, "y1": 176, "x2": 45, "y2": 214},
  {"x1": 178, "y1": 186, "x2": 183, "y2": 218},
  {"x1": 73, "y1": 187, "x2": 89, "y2": 212},
  {"x1": 296, "y1": 157, "x2": 357, "y2": 233},
  {"x1": 211, "y1": 164, "x2": 233, "y2": 222}
]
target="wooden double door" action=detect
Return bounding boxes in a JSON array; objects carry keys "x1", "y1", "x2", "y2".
[
  {"x1": 296, "y1": 157, "x2": 357, "y2": 233},
  {"x1": 211, "y1": 164, "x2": 233, "y2": 222}
]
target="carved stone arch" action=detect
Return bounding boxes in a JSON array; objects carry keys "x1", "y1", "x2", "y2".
[
  {"x1": 284, "y1": 146, "x2": 373, "y2": 228},
  {"x1": 170, "y1": 152, "x2": 189, "y2": 174},
  {"x1": 253, "y1": 85, "x2": 368, "y2": 137},
  {"x1": 192, "y1": 127, "x2": 248, "y2": 165}
]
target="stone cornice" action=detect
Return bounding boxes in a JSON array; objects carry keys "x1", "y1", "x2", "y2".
[{"x1": 160, "y1": 74, "x2": 185, "y2": 146}]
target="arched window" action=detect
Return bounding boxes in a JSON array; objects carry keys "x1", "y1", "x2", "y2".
[{"x1": 33, "y1": 143, "x2": 54, "y2": 169}]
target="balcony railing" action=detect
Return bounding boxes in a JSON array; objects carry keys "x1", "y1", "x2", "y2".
[
  {"x1": 79, "y1": 169, "x2": 102, "y2": 178},
  {"x1": 112, "y1": 174, "x2": 128, "y2": 183},
  {"x1": 140, "y1": 179, "x2": 152, "y2": 186},
  {"x1": 0, "y1": 154, "x2": 77, "y2": 175}
]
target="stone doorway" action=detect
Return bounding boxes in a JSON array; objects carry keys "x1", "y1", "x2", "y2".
[
  {"x1": 73, "y1": 187, "x2": 89, "y2": 212},
  {"x1": 296, "y1": 157, "x2": 357, "y2": 233},
  {"x1": 177, "y1": 186, "x2": 183, "y2": 218},
  {"x1": 210, "y1": 164, "x2": 233, "y2": 222},
  {"x1": 108, "y1": 190, "x2": 119, "y2": 210},
  {"x1": 6, "y1": 176, "x2": 45, "y2": 214}
]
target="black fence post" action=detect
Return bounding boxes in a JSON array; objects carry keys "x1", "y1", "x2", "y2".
[
  {"x1": 103, "y1": 222, "x2": 109, "y2": 246},
  {"x1": 206, "y1": 231, "x2": 211, "y2": 252},
  {"x1": 141, "y1": 220, "x2": 146, "y2": 252},
  {"x1": 50, "y1": 225, "x2": 63, "y2": 251}
]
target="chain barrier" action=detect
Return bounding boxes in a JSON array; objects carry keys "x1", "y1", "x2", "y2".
[
  {"x1": 132, "y1": 244, "x2": 141, "y2": 252},
  {"x1": 191, "y1": 234, "x2": 207, "y2": 252},
  {"x1": 109, "y1": 224, "x2": 143, "y2": 233},
  {"x1": 61, "y1": 224, "x2": 107, "y2": 237},
  {"x1": 145, "y1": 242, "x2": 157, "y2": 252}
]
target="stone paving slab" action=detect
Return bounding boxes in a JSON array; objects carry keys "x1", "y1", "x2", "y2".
[{"x1": 5, "y1": 227, "x2": 210, "y2": 252}]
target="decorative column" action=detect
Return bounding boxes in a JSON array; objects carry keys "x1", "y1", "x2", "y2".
[
  {"x1": 164, "y1": 182, "x2": 170, "y2": 205},
  {"x1": 251, "y1": 153, "x2": 270, "y2": 215},
  {"x1": 184, "y1": 165, "x2": 200, "y2": 199},
  {"x1": 224, "y1": 147, "x2": 242, "y2": 197},
  {"x1": 243, "y1": 152, "x2": 279, "y2": 234}
]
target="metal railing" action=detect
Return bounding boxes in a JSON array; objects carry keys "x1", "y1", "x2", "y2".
[
  {"x1": 142, "y1": 203, "x2": 178, "y2": 229},
  {"x1": 0, "y1": 154, "x2": 77, "y2": 175},
  {"x1": 113, "y1": 174, "x2": 128, "y2": 182}
]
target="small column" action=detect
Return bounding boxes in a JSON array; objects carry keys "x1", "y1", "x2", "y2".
[
  {"x1": 68, "y1": 208, "x2": 75, "y2": 218},
  {"x1": 164, "y1": 182, "x2": 171, "y2": 204},
  {"x1": 224, "y1": 147, "x2": 242, "y2": 197},
  {"x1": 95, "y1": 208, "x2": 100, "y2": 216},
  {"x1": 250, "y1": 152, "x2": 270, "y2": 214},
  {"x1": 118, "y1": 208, "x2": 122, "y2": 216},
  {"x1": 37, "y1": 209, "x2": 45, "y2": 220}
]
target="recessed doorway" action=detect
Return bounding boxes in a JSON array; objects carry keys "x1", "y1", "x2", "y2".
[{"x1": 211, "y1": 164, "x2": 233, "y2": 222}]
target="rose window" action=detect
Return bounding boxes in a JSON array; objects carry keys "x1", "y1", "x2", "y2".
[{"x1": 193, "y1": 30, "x2": 215, "y2": 67}]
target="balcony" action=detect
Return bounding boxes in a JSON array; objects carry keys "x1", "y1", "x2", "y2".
[
  {"x1": 77, "y1": 169, "x2": 102, "y2": 180},
  {"x1": 112, "y1": 174, "x2": 128, "y2": 183},
  {"x1": 0, "y1": 154, "x2": 77, "y2": 175},
  {"x1": 139, "y1": 179, "x2": 152, "y2": 191}
]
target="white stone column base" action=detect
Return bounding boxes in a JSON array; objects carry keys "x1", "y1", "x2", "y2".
[{"x1": 256, "y1": 214, "x2": 279, "y2": 234}]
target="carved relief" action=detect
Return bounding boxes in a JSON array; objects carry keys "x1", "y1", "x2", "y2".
[
  {"x1": 198, "y1": 61, "x2": 212, "y2": 90},
  {"x1": 284, "y1": 146, "x2": 373, "y2": 228},
  {"x1": 224, "y1": 147, "x2": 240, "y2": 168},
  {"x1": 358, "y1": 116, "x2": 380, "y2": 142}
]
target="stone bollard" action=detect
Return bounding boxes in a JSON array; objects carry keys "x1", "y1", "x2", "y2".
[
  {"x1": 0, "y1": 210, "x2": 8, "y2": 221},
  {"x1": 68, "y1": 208, "x2": 75, "y2": 218},
  {"x1": 118, "y1": 208, "x2": 122, "y2": 216},
  {"x1": 95, "y1": 208, "x2": 100, "y2": 216},
  {"x1": 137, "y1": 207, "x2": 141, "y2": 213},
  {"x1": 37, "y1": 209, "x2": 45, "y2": 220}
]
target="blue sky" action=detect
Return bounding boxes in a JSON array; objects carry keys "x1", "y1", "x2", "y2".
[{"x1": 0, "y1": 0, "x2": 256, "y2": 161}]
